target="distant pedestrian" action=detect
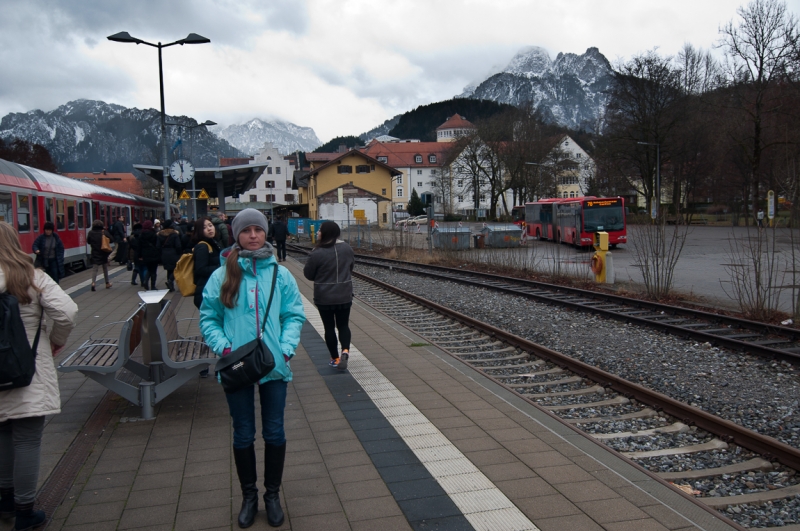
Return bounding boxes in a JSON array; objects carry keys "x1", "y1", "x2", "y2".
[
  {"x1": 209, "y1": 212, "x2": 230, "y2": 249},
  {"x1": 757, "y1": 209, "x2": 765, "y2": 229},
  {"x1": 198, "y1": 208, "x2": 305, "y2": 528},
  {"x1": 109, "y1": 216, "x2": 127, "y2": 264},
  {"x1": 156, "y1": 220, "x2": 182, "y2": 292},
  {"x1": 128, "y1": 223, "x2": 142, "y2": 285},
  {"x1": 0, "y1": 221, "x2": 78, "y2": 531},
  {"x1": 32, "y1": 222, "x2": 65, "y2": 284},
  {"x1": 86, "y1": 220, "x2": 113, "y2": 291},
  {"x1": 303, "y1": 221, "x2": 354, "y2": 370},
  {"x1": 269, "y1": 216, "x2": 288, "y2": 262},
  {"x1": 134, "y1": 220, "x2": 160, "y2": 290}
]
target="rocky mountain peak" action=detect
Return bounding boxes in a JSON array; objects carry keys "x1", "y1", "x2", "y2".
[{"x1": 504, "y1": 46, "x2": 552, "y2": 77}]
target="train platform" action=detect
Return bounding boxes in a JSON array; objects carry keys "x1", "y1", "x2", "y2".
[{"x1": 2, "y1": 258, "x2": 746, "y2": 531}]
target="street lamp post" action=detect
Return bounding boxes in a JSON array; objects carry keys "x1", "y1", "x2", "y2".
[
  {"x1": 637, "y1": 142, "x2": 660, "y2": 220},
  {"x1": 108, "y1": 31, "x2": 210, "y2": 221}
]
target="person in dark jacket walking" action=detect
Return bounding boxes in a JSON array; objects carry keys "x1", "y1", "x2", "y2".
[
  {"x1": 86, "y1": 220, "x2": 113, "y2": 291},
  {"x1": 134, "y1": 220, "x2": 160, "y2": 290},
  {"x1": 32, "y1": 222, "x2": 65, "y2": 284},
  {"x1": 268, "y1": 216, "x2": 288, "y2": 262},
  {"x1": 209, "y1": 212, "x2": 230, "y2": 249},
  {"x1": 156, "y1": 220, "x2": 182, "y2": 292},
  {"x1": 303, "y1": 221, "x2": 354, "y2": 370},
  {"x1": 128, "y1": 223, "x2": 142, "y2": 285},
  {"x1": 109, "y1": 216, "x2": 127, "y2": 265}
]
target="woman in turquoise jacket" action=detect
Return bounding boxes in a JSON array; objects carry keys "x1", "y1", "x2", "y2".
[{"x1": 199, "y1": 208, "x2": 305, "y2": 529}]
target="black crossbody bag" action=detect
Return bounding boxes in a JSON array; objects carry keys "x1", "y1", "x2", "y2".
[{"x1": 215, "y1": 265, "x2": 278, "y2": 394}]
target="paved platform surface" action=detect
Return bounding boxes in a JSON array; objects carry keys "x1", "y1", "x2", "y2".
[{"x1": 0, "y1": 259, "x2": 745, "y2": 531}]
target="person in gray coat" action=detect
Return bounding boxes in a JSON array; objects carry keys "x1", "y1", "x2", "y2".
[{"x1": 302, "y1": 221, "x2": 354, "y2": 370}]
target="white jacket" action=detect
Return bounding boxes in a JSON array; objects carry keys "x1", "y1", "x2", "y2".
[{"x1": 0, "y1": 268, "x2": 78, "y2": 421}]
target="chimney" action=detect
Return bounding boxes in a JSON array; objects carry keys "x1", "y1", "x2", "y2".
[{"x1": 103, "y1": 169, "x2": 107, "y2": 175}]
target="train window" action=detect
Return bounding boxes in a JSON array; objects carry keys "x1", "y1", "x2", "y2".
[
  {"x1": 56, "y1": 200, "x2": 65, "y2": 230},
  {"x1": 67, "y1": 200, "x2": 76, "y2": 230},
  {"x1": 45, "y1": 198, "x2": 53, "y2": 223},
  {"x1": 0, "y1": 192, "x2": 11, "y2": 224},
  {"x1": 77, "y1": 201, "x2": 84, "y2": 229},
  {"x1": 17, "y1": 195, "x2": 30, "y2": 233},
  {"x1": 32, "y1": 196, "x2": 39, "y2": 233}
]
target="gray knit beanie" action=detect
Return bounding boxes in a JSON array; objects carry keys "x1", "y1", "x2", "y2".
[{"x1": 231, "y1": 209, "x2": 269, "y2": 242}]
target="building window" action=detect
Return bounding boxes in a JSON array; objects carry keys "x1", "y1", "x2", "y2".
[
  {"x1": 337, "y1": 165, "x2": 352, "y2": 174},
  {"x1": 286, "y1": 180, "x2": 292, "y2": 188},
  {"x1": 457, "y1": 180, "x2": 463, "y2": 187},
  {"x1": 355, "y1": 165, "x2": 370, "y2": 173},
  {"x1": 382, "y1": 213, "x2": 387, "y2": 223},
  {"x1": 431, "y1": 169, "x2": 437, "y2": 175},
  {"x1": 377, "y1": 156, "x2": 388, "y2": 163},
  {"x1": 284, "y1": 194, "x2": 294, "y2": 201},
  {"x1": 414, "y1": 155, "x2": 422, "y2": 163},
  {"x1": 457, "y1": 195, "x2": 463, "y2": 202},
  {"x1": 396, "y1": 187, "x2": 403, "y2": 197},
  {"x1": 265, "y1": 180, "x2": 275, "y2": 188},
  {"x1": 576, "y1": 153, "x2": 582, "y2": 158},
  {"x1": 267, "y1": 167, "x2": 273, "y2": 174},
  {"x1": 382, "y1": 188, "x2": 387, "y2": 195},
  {"x1": 416, "y1": 170, "x2": 422, "y2": 175},
  {"x1": 276, "y1": 167, "x2": 281, "y2": 174},
  {"x1": 266, "y1": 194, "x2": 276, "y2": 202},
  {"x1": 570, "y1": 191, "x2": 576, "y2": 198},
  {"x1": 428, "y1": 155, "x2": 436, "y2": 163},
  {"x1": 417, "y1": 182, "x2": 423, "y2": 188},
  {"x1": 396, "y1": 175, "x2": 402, "y2": 185}
]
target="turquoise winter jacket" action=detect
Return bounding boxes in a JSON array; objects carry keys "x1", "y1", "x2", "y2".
[{"x1": 199, "y1": 251, "x2": 306, "y2": 384}]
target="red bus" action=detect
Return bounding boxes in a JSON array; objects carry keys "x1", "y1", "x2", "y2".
[
  {"x1": 0, "y1": 158, "x2": 179, "y2": 270},
  {"x1": 522, "y1": 197, "x2": 627, "y2": 249}
]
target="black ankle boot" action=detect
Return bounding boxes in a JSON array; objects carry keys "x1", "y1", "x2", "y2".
[
  {"x1": 233, "y1": 445, "x2": 258, "y2": 529},
  {"x1": 263, "y1": 443, "x2": 286, "y2": 527},
  {"x1": 14, "y1": 501, "x2": 45, "y2": 530},
  {"x1": 0, "y1": 488, "x2": 13, "y2": 518}
]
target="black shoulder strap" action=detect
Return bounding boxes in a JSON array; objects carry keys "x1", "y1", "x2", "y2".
[
  {"x1": 32, "y1": 307, "x2": 43, "y2": 353},
  {"x1": 261, "y1": 265, "x2": 279, "y2": 333}
]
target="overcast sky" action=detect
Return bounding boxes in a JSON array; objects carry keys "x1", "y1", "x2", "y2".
[{"x1": 0, "y1": 0, "x2": 793, "y2": 144}]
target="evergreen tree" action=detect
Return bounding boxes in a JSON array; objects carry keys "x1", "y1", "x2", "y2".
[{"x1": 407, "y1": 188, "x2": 424, "y2": 216}]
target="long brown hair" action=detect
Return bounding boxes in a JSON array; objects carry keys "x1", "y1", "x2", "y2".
[
  {"x1": 220, "y1": 246, "x2": 242, "y2": 308},
  {"x1": 0, "y1": 222, "x2": 41, "y2": 304}
]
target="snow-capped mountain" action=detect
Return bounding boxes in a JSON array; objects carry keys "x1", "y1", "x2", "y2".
[
  {"x1": 359, "y1": 114, "x2": 401, "y2": 143},
  {"x1": 459, "y1": 46, "x2": 613, "y2": 131},
  {"x1": 0, "y1": 99, "x2": 242, "y2": 172},
  {"x1": 215, "y1": 118, "x2": 320, "y2": 156}
]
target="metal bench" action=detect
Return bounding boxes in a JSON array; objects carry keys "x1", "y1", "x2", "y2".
[
  {"x1": 58, "y1": 304, "x2": 149, "y2": 408},
  {"x1": 59, "y1": 294, "x2": 216, "y2": 419}
]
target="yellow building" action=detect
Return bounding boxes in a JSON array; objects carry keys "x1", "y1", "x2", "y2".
[{"x1": 303, "y1": 150, "x2": 401, "y2": 227}]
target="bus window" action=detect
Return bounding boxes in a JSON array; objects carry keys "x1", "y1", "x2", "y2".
[
  {"x1": 67, "y1": 200, "x2": 76, "y2": 230},
  {"x1": 32, "y1": 196, "x2": 39, "y2": 233},
  {"x1": 17, "y1": 195, "x2": 30, "y2": 233},
  {"x1": 56, "y1": 199, "x2": 65, "y2": 230},
  {"x1": 0, "y1": 192, "x2": 12, "y2": 224},
  {"x1": 45, "y1": 198, "x2": 53, "y2": 223}
]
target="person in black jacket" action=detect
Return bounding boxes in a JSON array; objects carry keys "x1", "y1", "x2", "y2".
[
  {"x1": 86, "y1": 220, "x2": 114, "y2": 291},
  {"x1": 268, "y1": 216, "x2": 288, "y2": 262},
  {"x1": 134, "y1": 220, "x2": 160, "y2": 290},
  {"x1": 109, "y1": 216, "x2": 127, "y2": 265},
  {"x1": 156, "y1": 220, "x2": 182, "y2": 292},
  {"x1": 302, "y1": 221, "x2": 354, "y2": 370},
  {"x1": 32, "y1": 222, "x2": 65, "y2": 284},
  {"x1": 191, "y1": 217, "x2": 221, "y2": 310},
  {"x1": 128, "y1": 223, "x2": 142, "y2": 285}
]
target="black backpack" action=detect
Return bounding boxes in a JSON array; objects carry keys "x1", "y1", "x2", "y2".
[{"x1": 0, "y1": 293, "x2": 43, "y2": 390}]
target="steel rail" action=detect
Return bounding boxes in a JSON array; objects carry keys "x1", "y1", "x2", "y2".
[
  {"x1": 353, "y1": 270, "x2": 800, "y2": 472},
  {"x1": 350, "y1": 254, "x2": 800, "y2": 363}
]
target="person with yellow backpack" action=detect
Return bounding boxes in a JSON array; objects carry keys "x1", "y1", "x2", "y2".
[{"x1": 189, "y1": 217, "x2": 221, "y2": 377}]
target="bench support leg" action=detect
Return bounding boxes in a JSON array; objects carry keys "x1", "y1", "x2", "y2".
[
  {"x1": 149, "y1": 361, "x2": 164, "y2": 385},
  {"x1": 140, "y1": 381, "x2": 155, "y2": 420}
]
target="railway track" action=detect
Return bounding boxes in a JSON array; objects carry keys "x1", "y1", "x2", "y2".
[
  {"x1": 343, "y1": 253, "x2": 800, "y2": 363},
  {"x1": 288, "y1": 244, "x2": 800, "y2": 527}
]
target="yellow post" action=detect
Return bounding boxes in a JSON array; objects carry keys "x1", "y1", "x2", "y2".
[
  {"x1": 311, "y1": 225, "x2": 316, "y2": 245},
  {"x1": 592, "y1": 232, "x2": 609, "y2": 283}
]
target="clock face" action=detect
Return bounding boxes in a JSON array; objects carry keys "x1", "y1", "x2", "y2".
[{"x1": 170, "y1": 159, "x2": 195, "y2": 183}]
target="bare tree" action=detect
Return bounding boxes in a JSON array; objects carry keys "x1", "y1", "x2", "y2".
[
  {"x1": 718, "y1": 0, "x2": 800, "y2": 217},
  {"x1": 629, "y1": 220, "x2": 691, "y2": 299}
]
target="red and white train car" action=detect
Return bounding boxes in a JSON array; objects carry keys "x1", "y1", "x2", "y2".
[{"x1": 0, "y1": 158, "x2": 178, "y2": 270}]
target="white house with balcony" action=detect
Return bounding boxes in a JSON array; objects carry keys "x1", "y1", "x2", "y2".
[{"x1": 246, "y1": 143, "x2": 299, "y2": 205}]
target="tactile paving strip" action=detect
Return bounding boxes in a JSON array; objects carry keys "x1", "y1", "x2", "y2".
[{"x1": 302, "y1": 296, "x2": 539, "y2": 531}]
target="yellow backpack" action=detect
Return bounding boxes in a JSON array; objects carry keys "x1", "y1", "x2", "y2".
[{"x1": 174, "y1": 242, "x2": 212, "y2": 297}]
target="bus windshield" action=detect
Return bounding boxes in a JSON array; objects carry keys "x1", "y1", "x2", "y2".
[{"x1": 583, "y1": 204, "x2": 624, "y2": 232}]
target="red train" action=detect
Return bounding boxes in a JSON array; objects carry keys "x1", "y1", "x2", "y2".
[{"x1": 0, "y1": 158, "x2": 179, "y2": 270}]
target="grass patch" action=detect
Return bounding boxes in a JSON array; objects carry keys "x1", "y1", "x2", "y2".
[{"x1": 409, "y1": 342, "x2": 430, "y2": 347}]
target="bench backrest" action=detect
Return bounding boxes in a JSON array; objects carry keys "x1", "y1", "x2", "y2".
[
  {"x1": 126, "y1": 306, "x2": 145, "y2": 358},
  {"x1": 157, "y1": 300, "x2": 180, "y2": 344}
]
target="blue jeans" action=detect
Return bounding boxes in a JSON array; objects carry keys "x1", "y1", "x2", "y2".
[{"x1": 225, "y1": 380, "x2": 287, "y2": 449}]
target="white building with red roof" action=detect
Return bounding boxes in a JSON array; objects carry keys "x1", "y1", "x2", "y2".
[{"x1": 436, "y1": 114, "x2": 476, "y2": 142}]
